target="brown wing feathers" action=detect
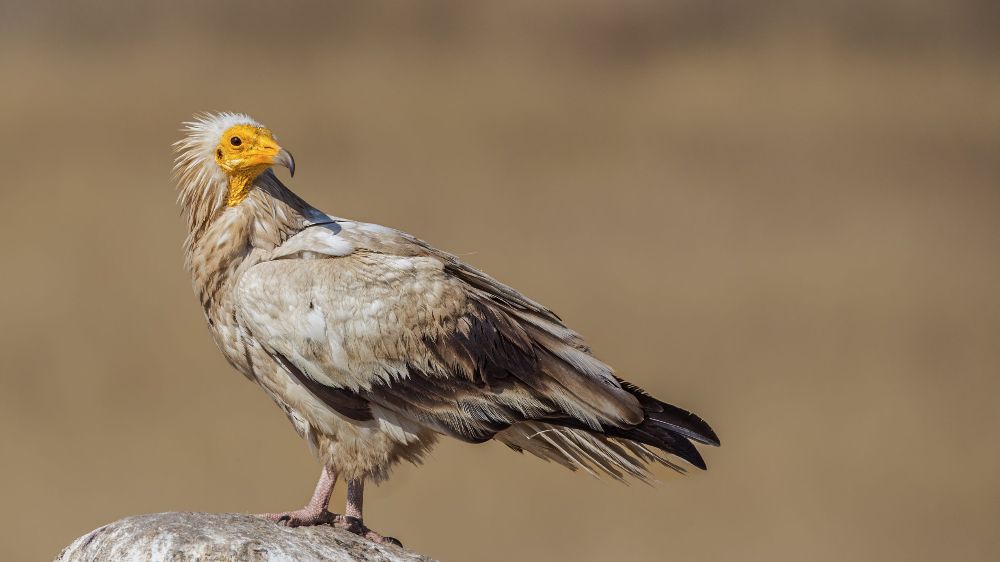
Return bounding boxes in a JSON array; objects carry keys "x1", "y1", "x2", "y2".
[
  {"x1": 282, "y1": 279, "x2": 719, "y2": 469},
  {"x1": 437, "y1": 254, "x2": 721, "y2": 469}
]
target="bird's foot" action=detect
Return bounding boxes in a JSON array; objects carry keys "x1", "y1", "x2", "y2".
[
  {"x1": 258, "y1": 507, "x2": 336, "y2": 527},
  {"x1": 334, "y1": 515, "x2": 403, "y2": 548}
]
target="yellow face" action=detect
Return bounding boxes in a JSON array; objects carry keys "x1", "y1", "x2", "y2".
[
  {"x1": 214, "y1": 124, "x2": 295, "y2": 179},
  {"x1": 214, "y1": 124, "x2": 295, "y2": 206}
]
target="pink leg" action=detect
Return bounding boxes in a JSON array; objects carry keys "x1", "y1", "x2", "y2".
[
  {"x1": 334, "y1": 479, "x2": 402, "y2": 547},
  {"x1": 259, "y1": 466, "x2": 337, "y2": 526},
  {"x1": 345, "y1": 477, "x2": 364, "y2": 519}
]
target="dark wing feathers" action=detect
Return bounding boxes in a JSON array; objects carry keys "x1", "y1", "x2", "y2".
[
  {"x1": 273, "y1": 351, "x2": 374, "y2": 422},
  {"x1": 618, "y1": 379, "x2": 721, "y2": 447},
  {"x1": 362, "y1": 366, "x2": 522, "y2": 443},
  {"x1": 536, "y1": 380, "x2": 716, "y2": 470},
  {"x1": 426, "y1": 298, "x2": 538, "y2": 385}
]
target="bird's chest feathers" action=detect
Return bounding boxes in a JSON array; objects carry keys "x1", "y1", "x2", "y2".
[{"x1": 190, "y1": 207, "x2": 293, "y2": 302}]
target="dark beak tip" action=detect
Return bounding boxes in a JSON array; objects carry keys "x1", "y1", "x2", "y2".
[{"x1": 277, "y1": 148, "x2": 296, "y2": 178}]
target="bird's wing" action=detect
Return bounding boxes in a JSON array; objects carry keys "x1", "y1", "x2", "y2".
[{"x1": 235, "y1": 219, "x2": 645, "y2": 444}]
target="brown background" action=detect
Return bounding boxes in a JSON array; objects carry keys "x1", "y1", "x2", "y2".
[{"x1": 1, "y1": 2, "x2": 998, "y2": 561}]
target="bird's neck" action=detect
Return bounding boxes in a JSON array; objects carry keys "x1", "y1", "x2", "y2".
[
  {"x1": 183, "y1": 171, "x2": 315, "y2": 250},
  {"x1": 225, "y1": 172, "x2": 256, "y2": 207},
  {"x1": 181, "y1": 171, "x2": 318, "y2": 312}
]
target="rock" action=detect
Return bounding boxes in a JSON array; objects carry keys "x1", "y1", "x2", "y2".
[{"x1": 55, "y1": 512, "x2": 438, "y2": 562}]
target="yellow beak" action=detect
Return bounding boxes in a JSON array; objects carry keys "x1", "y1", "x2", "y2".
[{"x1": 234, "y1": 141, "x2": 295, "y2": 177}]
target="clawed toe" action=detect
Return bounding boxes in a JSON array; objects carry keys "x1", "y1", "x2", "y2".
[
  {"x1": 334, "y1": 515, "x2": 403, "y2": 547},
  {"x1": 374, "y1": 534, "x2": 403, "y2": 548},
  {"x1": 258, "y1": 509, "x2": 335, "y2": 527},
  {"x1": 332, "y1": 514, "x2": 364, "y2": 534}
]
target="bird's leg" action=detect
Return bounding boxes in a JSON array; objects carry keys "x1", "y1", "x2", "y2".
[
  {"x1": 259, "y1": 466, "x2": 338, "y2": 526},
  {"x1": 334, "y1": 479, "x2": 403, "y2": 547},
  {"x1": 345, "y1": 477, "x2": 364, "y2": 519}
]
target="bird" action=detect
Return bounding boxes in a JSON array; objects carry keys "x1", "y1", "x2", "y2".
[{"x1": 173, "y1": 112, "x2": 720, "y2": 545}]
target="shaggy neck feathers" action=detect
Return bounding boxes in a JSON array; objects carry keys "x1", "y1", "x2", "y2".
[{"x1": 173, "y1": 113, "x2": 317, "y2": 298}]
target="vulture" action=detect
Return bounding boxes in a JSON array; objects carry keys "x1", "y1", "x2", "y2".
[{"x1": 173, "y1": 112, "x2": 719, "y2": 545}]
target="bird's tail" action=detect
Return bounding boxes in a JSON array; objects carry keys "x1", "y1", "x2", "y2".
[
  {"x1": 605, "y1": 379, "x2": 720, "y2": 470},
  {"x1": 497, "y1": 380, "x2": 719, "y2": 480}
]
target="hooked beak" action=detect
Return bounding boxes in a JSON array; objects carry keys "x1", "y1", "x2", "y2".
[{"x1": 274, "y1": 148, "x2": 296, "y2": 177}]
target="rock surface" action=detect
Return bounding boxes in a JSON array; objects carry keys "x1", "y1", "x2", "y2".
[{"x1": 55, "y1": 512, "x2": 437, "y2": 562}]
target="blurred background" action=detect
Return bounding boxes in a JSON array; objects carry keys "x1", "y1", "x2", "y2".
[{"x1": 1, "y1": 1, "x2": 998, "y2": 561}]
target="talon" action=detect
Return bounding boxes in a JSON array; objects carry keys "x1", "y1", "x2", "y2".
[
  {"x1": 333, "y1": 514, "x2": 365, "y2": 534},
  {"x1": 257, "y1": 509, "x2": 335, "y2": 528},
  {"x1": 371, "y1": 533, "x2": 403, "y2": 548},
  {"x1": 332, "y1": 514, "x2": 402, "y2": 547}
]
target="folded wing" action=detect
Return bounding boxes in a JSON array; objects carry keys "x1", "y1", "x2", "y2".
[{"x1": 236, "y1": 219, "x2": 715, "y2": 478}]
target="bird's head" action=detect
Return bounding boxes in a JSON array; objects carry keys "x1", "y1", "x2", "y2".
[
  {"x1": 213, "y1": 123, "x2": 295, "y2": 182},
  {"x1": 174, "y1": 113, "x2": 296, "y2": 208}
]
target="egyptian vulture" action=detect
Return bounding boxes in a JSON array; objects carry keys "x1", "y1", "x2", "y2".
[{"x1": 173, "y1": 112, "x2": 719, "y2": 545}]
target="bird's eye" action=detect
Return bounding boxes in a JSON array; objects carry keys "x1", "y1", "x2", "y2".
[{"x1": 230, "y1": 137, "x2": 242, "y2": 146}]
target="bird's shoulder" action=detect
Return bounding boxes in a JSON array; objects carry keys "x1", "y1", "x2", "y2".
[
  {"x1": 244, "y1": 214, "x2": 465, "y2": 307},
  {"x1": 257, "y1": 212, "x2": 565, "y2": 324}
]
